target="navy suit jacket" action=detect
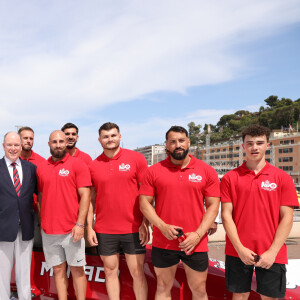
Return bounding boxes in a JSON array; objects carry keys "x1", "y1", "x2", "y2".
[{"x1": 0, "y1": 157, "x2": 37, "y2": 242}]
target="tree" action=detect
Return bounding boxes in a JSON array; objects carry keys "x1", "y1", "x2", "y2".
[
  {"x1": 217, "y1": 114, "x2": 236, "y2": 128},
  {"x1": 234, "y1": 110, "x2": 250, "y2": 117},
  {"x1": 187, "y1": 122, "x2": 202, "y2": 145},
  {"x1": 264, "y1": 95, "x2": 279, "y2": 108}
]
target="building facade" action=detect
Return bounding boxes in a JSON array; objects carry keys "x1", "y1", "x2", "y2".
[
  {"x1": 144, "y1": 131, "x2": 300, "y2": 184},
  {"x1": 135, "y1": 144, "x2": 166, "y2": 166}
]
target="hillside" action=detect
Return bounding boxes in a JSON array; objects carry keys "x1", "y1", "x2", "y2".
[{"x1": 188, "y1": 95, "x2": 300, "y2": 144}]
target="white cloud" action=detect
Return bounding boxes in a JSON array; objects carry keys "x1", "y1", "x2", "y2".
[{"x1": 0, "y1": 0, "x2": 299, "y2": 153}]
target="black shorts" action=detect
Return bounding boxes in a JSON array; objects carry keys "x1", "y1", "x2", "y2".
[
  {"x1": 152, "y1": 247, "x2": 208, "y2": 272},
  {"x1": 225, "y1": 255, "x2": 286, "y2": 298},
  {"x1": 96, "y1": 232, "x2": 146, "y2": 256}
]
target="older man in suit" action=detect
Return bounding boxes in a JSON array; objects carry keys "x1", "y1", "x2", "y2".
[{"x1": 0, "y1": 132, "x2": 37, "y2": 300}]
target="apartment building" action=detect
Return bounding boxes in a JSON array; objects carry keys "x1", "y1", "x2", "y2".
[
  {"x1": 135, "y1": 144, "x2": 166, "y2": 166},
  {"x1": 145, "y1": 131, "x2": 300, "y2": 183}
]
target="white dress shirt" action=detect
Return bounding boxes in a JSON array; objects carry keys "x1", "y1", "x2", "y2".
[{"x1": 4, "y1": 156, "x2": 23, "y2": 185}]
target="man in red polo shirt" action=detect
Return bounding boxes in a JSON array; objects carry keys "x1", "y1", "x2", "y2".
[
  {"x1": 140, "y1": 125, "x2": 220, "y2": 300},
  {"x1": 18, "y1": 126, "x2": 46, "y2": 297},
  {"x1": 61, "y1": 122, "x2": 92, "y2": 165},
  {"x1": 221, "y1": 125, "x2": 298, "y2": 300},
  {"x1": 87, "y1": 122, "x2": 149, "y2": 300},
  {"x1": 19, "y1": 126, "x2": 46, "y2": 168},
  {"x1": 37, "y1": 130, "x2": 91, "y2": 300}
]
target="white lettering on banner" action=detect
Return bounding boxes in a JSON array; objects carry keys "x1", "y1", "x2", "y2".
[
  {"x1": 40, "y1": 262, "x2": 53, "y2": 276},
  {"x1": 39, "y1": 261, "x2": 120, "y2": 283}
]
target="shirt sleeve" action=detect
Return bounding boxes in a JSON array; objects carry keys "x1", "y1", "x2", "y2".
[
  {"x1": 203, "y1": 165, "x2": 220, "y2": 197},
  {"x1": 280, "y1": 173, "x2": 298, "y2": 206},
  {"x1": 74, "y1": 159, "x2": 92, "y2": 188},
  {"x1": 220, "y1": 174, "x2": 232, "y2": 203},
  {"x1": 136, "y1": 153, "x2": 149, "y2": 183},
  {"x1": 139, "y1": 167, "x2": 156, "y2": 196}
]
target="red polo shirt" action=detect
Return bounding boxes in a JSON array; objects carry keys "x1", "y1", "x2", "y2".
[
  {"x1": 37, "y1": 153, "x2": 92, "y2": 234},
  {"x1": 20, "y1": 150, "x2": 47, "y2": 168},
  {"x1": 139, "y1": 155, "x2": 220, "y2": 252},
  {"x1": 73, "y1": 148, "x2": 92, "y2": 165},
  {"x1": 89, "y1": 148, "x2": 148, "y2": 234},
  {"x1": 221, "y1": 162, "x2": 298, "y2": 264},
  {"x1": 21, "y1": 150, "x2": 47, "y2": 211}
]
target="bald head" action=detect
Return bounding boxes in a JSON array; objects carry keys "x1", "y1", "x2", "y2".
[
  {"x1": 3, "y1": 132, "x2": 22, "y2": 162},
  {"x1": 48, "y1": 130, "x2": 67, "y2": 161},
  {"x1": 3, "y1": 131, "x2": 21, "y2": 144},
  {"x1": 49, "y1": 130, "x2": 66, "y2": 142}
]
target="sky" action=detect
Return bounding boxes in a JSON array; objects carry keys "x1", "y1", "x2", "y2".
[{"x1": 0, "y1": 0, "x2": 300, "y2": 159}]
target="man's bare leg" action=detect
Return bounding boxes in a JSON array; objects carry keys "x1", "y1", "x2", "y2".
[
  {"x1": 183, "y1": 263, "x2": 208, "y2": 300},
  {"x1": 125, "y1": 253, "x2": 148, "y2": 300},
  {"x1": 154, "y1": 264, "x2": 178, "y2": 300},
  {"x1": 53, "y1": 262, "x2": 68, "y2": 300},
  {"x1": 101, "y1": 254, "x2": 120, "y2": 300},
  {"x1": 70, "y1": 266, "x2": 86, "y2": 300},
  {"x1": 232, "y1": 293, "x2": 250, "y2": 300},
  {"x1": 233, "y1": 292, "x2": 276, "y2": 300},
  {"x1": 260, "y1": 294, "x2": 277, "y2": 300}
]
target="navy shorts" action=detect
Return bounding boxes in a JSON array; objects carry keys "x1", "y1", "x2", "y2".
[
  {"x1": 152, "y1": 247, "x2": 208, "y2": 272},
  {"x1": 96, "y1": 232, "x2": 146, "y2": 256},
  {"x1": 225, "y1": 255, "x2": 286, "y2": 298}
]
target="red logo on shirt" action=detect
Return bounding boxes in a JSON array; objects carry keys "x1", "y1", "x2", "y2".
[
  {"x1": 119, "y1": 163, "x2": 130, "y2": 171},
  {"x1": 59, "y1": 168, "x2": 70, "y2": 176},
  {"x1": 189, "y1": 173, "x2": 202, "y2": 182},
  {"x1": 261, "y1": 180, "x2": 277, "y2": 191}
]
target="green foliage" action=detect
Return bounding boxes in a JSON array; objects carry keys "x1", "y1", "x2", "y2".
[
  {"x1": 264, "y1": 95, "x2": 279, "y2": 108},
  {"x1": 187, "y1": 122, "x2": 202, "y2": 145},
  {"x1": 188, "y1": 96, "x2": 300, "y2": 144}
]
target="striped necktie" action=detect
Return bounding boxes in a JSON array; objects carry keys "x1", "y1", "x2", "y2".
[{"x1": 11, "y1": 163, "x2": 21, "y2": 197}]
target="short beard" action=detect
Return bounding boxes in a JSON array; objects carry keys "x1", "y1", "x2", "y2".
[
  {"x1": 50, "y1": 148, "x2": 67, "y2": 159},
  {"x1": 169, "y1": 148, "x2": 189, "y2": 160},
  {"x1": 22, "y1": 146, "x2": 32, "y2": 152},
  {"x1": 67, "y1": 141, "x2": 76, "y2": 149}
]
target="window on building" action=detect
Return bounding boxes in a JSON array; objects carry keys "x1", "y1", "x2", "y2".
[
  {"x1": 229, "y1": 147, "x2": 233, "y2": 151},
  {"x1": 280, "y1": 148, "x2": 293, "y2": 153},
  {"x1": 279, "y1": 157, "x2": 293, "y2": 162},
  {"x1": 279, "y1": 157, "x2": 294, "y2": 162},
  {"x1": 217, "y1": 149, "x2": 220, "y2": 152},
  {"x1": 211, "y1": 150, "x2": 215, "y2": 153},
  {"x1": 210, "y1": 156, "x2": 214, "y2": 159},
  {"x1": 235, "y1": 146, "x2": 240, "y2": 150},
  {"x1": 291, "y1": 139, "x2": 295, "y2": 144},
  {"x1": 234, "y1": 153, "x2": 239, "y2": 157},
  {"x1": 266, "y1": 150, "x2": 270, "y2": 155},
  {"x1": 282, "y1": 166, "x2": 293, "y2": 171},
  {"x1": 215, "y1": 155, "x2": 220, "y2": 159},
  {"x1": 266, "y1": 158, "x2": 270, "y2": 162},
  {"x1": 221, "y1": 155, "x2": 226, "y2": 158},
  {"x1": 227, "y1": 154, "x2": 233, "y2": 158}
]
